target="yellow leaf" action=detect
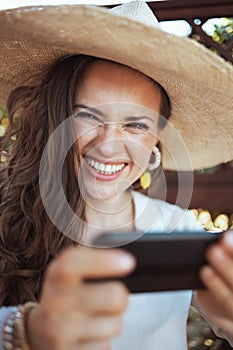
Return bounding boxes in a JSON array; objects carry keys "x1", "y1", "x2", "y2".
[{"x1": 1, "y1": 117, "x2": 9, "y2": 127}]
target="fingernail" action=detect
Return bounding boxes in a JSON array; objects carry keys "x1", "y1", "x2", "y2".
[
  {"x1": 211, "y1": 247, "x2": 225, "y2": 260},
  {"x1": 223, "y1": 231, "x2": 233, "y2": 247},
  {"x1": 200, "y1": 265, "x2": 213, "y2": 279},
  {"x1": 118, "y1": 253, "x2": 136, "y2": 269}
]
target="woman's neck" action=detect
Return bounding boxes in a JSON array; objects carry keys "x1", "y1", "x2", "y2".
[{"x1": 82, "y1": 191, "x2": 135, "y2": 244}]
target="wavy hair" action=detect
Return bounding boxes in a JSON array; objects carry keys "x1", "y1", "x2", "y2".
[{"x1": 0, "y1": 55, "x2": 171, "y2": 306}]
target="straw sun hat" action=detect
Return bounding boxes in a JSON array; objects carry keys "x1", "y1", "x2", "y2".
[{"x1": 0, "y1": 1, "x2": 232, "y2": 171}]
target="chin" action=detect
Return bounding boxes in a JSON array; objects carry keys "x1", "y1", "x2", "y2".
[{"x1": 84, "y1": 183, "x2": 126, "y2": 203}]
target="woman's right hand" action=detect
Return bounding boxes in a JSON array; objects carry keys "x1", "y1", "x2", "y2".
[{"x1": 26, "y1": 245, "x2": 136, "y2": 350}]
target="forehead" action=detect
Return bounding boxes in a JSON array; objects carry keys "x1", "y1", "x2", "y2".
[{"x1": 75, "y1": 59, "x2": 161, "y2": 111}]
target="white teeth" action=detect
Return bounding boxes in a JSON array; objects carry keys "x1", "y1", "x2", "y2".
[
  {"x1": 99, "y1": 163, "x2": 105, "y2": 172},
  {"x1": 105, "y1": 165, "x2": 112, "y2": 173},
  {"x1": 86, "y1": 157, "x2": 125, "y2": 175}
]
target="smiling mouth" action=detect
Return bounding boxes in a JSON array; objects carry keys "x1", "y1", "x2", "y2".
[{"x1": 85, "y1": 156, "x2": 126, "y2": 175}]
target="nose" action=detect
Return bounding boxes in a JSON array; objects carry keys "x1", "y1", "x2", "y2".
[{"x1": 96, "y1": 123, "x2": 123, "y2": 157}]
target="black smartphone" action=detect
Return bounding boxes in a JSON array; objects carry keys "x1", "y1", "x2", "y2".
[{"x1": 92, "y1": 231, "x2": 222, "y2": 292}]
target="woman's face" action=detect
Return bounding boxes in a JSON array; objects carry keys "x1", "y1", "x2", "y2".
[{"x1": 74, "y1": 60, "x2": 161, "y2": 202}]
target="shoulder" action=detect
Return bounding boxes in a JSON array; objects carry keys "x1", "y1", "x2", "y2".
[{"x1": 132, "y1": 191, "x2": 203, "y2": 233}]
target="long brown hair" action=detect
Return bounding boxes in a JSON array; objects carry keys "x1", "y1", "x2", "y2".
[{"x1": 0, "y1": 55, "x2": 171, "y2": 306}]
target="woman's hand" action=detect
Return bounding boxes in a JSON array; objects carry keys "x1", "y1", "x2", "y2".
[
  {"x1": 27, "y1": 245, "x2": 136, "y2": 350},
  {"x1": 193, "y1": 230, "x2": 233, "y2": 343}
]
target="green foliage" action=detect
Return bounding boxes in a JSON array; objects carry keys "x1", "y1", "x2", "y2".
[
  {"x1": 0, "y1": 105, "x2": 7, "y2": 118},
  {"x1": 0, "y1": 105, "x2": 8, "y2": 137},
  {"x1": 212, "y1": 18, "x2": 233, "y2": 45}
]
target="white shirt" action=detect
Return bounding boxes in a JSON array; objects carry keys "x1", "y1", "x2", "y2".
[{"x1": 112, "y1": 191, "x2": 204, "y2": 350}]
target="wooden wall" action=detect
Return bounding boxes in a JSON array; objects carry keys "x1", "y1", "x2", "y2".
[{"x1": 150, "y1": 162, "x2": 233, "y2": 214}]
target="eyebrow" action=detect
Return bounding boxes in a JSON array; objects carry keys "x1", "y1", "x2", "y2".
[
  {"x1": 73, "y1": 103, "x2": 154, "y2": 122},
  {"x1": 73, "y1": 104, "x2": 105, "y2": 117},
  {"x1": 125, "y1": 116, "x2": 154, "y2": 123}
]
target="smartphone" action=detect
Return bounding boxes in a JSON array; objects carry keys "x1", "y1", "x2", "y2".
[{"x1": 92, "y1": 231, "x2": 222, "y2": 292}]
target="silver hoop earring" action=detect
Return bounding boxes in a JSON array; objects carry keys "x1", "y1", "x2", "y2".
[{"x1": 148, "y1": 146, "x2": 161, "y2": 171}]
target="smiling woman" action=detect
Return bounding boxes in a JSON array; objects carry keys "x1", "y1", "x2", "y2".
[
  {"x1": 72, "y1": 59, "x2": 162, "y2": 207},
  {"x1": 0, "y1": 2, "x2": 233, "y2": 350}
]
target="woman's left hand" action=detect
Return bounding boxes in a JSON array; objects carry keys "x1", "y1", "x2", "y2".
[{"x1": 194, "y1": 230, "x2": 233, "y2": 342}]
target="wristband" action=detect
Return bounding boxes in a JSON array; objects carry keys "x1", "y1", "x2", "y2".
[{"x1": 3, "y1": 302, "x2": 37, "y2": 350}]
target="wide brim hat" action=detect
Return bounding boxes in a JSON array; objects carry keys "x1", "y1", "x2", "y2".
[{"x1": 0, "y1": 1, "x2": 233, "y2": 171}]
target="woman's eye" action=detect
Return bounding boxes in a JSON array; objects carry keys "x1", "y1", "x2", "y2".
[
  {"x1": 124, "y1": 122, "x2": 149, "y2": 133},
  {"x1": 74, "y1": 112, "x2": 102, "y2": 125},
  {"x1": 74, "y1": 112, "x2": 96, "y2": 121}
]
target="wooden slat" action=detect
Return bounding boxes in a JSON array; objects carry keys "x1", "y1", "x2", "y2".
[
  {"x1": 152, "y1": 164, "x2": 233, "y2": 213},
  {"x1": 148, "y1": 0, "x2": 233, "y2": 20}
]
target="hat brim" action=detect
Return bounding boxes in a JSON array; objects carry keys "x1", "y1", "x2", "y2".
[{"x1": 0, "y1": 5, "x2": 233, "y2": 170}]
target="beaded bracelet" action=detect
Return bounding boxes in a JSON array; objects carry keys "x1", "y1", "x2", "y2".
[{"x1": 3, "y1": 302, "x2": 37, "y2": 350}]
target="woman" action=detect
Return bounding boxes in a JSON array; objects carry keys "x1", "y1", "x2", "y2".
[{"x1": 0, "y1": 2, "x2": 233, "y2": 350}]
